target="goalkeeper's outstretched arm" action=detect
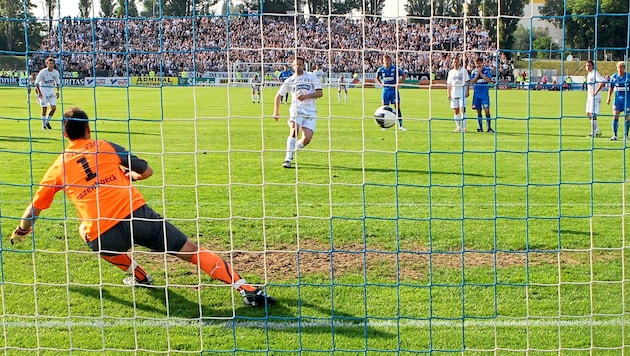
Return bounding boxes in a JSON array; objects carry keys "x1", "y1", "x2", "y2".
[{"x1": 10, "y1": 204, "x2": 42, "y2": 244}]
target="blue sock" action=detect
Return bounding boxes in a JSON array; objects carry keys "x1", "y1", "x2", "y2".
[
  {"x1": 398, "y1": 109, "x2": 403, "y2": 126},
  {"x1": 477, "y1": 116, "x2": 483, "y2": 129},
  {"x1": 613, "y1": 119, "x2": 619, "y2": 136},
  {"x1": 625, "y1": 120, "x2": 630, "y2": 137},
  {"x1": 486, "y1": 114, "x2": 492, "y2": 129}
]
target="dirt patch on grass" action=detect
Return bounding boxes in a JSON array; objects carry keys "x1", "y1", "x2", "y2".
[
  {"x1": 228, "y1": 240, "x2": 596, "y2": 281},
  {"x1": 134, "y1": 239, "x2": 607, "y2": 282}
]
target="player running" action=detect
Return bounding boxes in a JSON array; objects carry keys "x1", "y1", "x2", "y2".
[{"x1": 273, "y1": 57, "x2": 323, "y2": 169}]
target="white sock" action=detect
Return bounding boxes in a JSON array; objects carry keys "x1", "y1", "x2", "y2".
[
  {"x1": 454, "y1": 114, "x2": 461, "y2": 128},
  {"x1": 296, "y1": 140, "x2": 305, "y2": 151},
  {"x1": 285, "y1": 136, "x2": 296, "y2": 161},
  {"x1": 41, "y1": 116, "x2": 47, "y2": 126},
  {"x1": 593, "y1": 118, "x2": 599, "y2": 131},
  {"x1": 251, "y1": 95, "x2": 255, "y2": 101}
]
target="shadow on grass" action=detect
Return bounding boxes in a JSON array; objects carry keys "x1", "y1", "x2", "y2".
[
  {"x1": 0, "y1": 135, "x2": 58, "y2": 143},
  {"x1": 491, "y1": 130, "x2": 588, "y2": 138},
  {"x1": 299, "y1": 162, "x2": 495, "y2": 178},
  {"x1": 70, "y1": 284, "x2": 220, "y2": 318},
  {"x1": 239, "y1": 299, "x2": 397, "y2": 339},
  {"x1": 94, "y1": 130, "x2": 161, "y2": 136},
  {"x1": 555, "y1": 229, "x2": 597, "y2": 237}
]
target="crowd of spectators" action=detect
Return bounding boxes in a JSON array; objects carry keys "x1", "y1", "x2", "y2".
[{"x1": 30, "y1": 15, "x2": 500, "y2": 79}]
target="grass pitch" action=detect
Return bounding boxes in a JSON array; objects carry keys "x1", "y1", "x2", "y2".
[{"x1": 0, "y1": 85, "x2": 629, "y2": 354}]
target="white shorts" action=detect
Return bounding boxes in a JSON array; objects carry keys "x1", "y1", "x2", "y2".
[
  {"x1": 288, "y1": 115, "x2": 316, "y2": 132},
  {"x1": 38, "y1": 92, "x2": 57, "y2": 108},
  {"x1": 585, "y1": 97, "x2": 601, "y2": 115},
  {"x1": 450, "y1": 97, "x2": 466, "y2": 109}
]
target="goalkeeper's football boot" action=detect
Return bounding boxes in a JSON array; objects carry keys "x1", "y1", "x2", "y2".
[
  {"x1": 282, "y1": 160, "x2": 291, "y2": 168},
  {"x1": 123, "y1": 275, "x2": 154, "y2": 288},
  {"x1": 240, "y1": 288, "x2": 276, "y2": 307}
]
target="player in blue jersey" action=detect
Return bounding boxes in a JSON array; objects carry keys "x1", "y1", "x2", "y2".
[
  {"x1": 278, "y1": 65, "x2": 293, "y2": 104},
  {"x1": 606, "y1": 61, "x2": 630, "y2": 140},
  {"x1": 375, "y1": 54, "x2": 407, "y2": 131},
  {"x1": 468, "y1": 58, "x2": 495, "y2": 133}
]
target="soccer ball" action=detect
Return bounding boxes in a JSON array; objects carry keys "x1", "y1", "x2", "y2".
[{"x1": 374, "y1": 105, "x2": 397, "y2": 129}]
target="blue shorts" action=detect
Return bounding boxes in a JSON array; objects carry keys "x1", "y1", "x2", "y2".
[
  {"x1": 472, "y1": 96, "x2": 490, "y2": 110},
  {"x1": 613, "y1": 98, "x2": 630, "y2": 113},
  {"x1": 382, "y1": 89, "x2": 400, "y2": 105}
]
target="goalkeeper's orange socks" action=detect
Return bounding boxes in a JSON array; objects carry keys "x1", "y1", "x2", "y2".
[
  {"x1": 101, "y1": 249, "x2": 257, "y2": 293},
  {"x1": 191, "y1": 247, "x2": 257, "y2": 293},
  {"x1": 100, "y1": 253, "x2": 151, "y2": 283}
]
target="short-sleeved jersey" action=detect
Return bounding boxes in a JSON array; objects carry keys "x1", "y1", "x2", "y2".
[
  {"x1": 376, "y1": 65, "x2": 404, "y2": 92},
  {"x1": 338, "y1": 77, "x2": 347, "y2": 90},
  {"x1": 276, "y1": 71, "x2": 322, "y2": 118},
  {"x1": 470, "y1": 66, "x2": 493, "y2": 98},
  {"x1": 32, "y1": 139, "x2": 149, "y2": 241},
  {"x1": 313, "y1": 69, "x2": 325, "y2": 83},
  {"x1": 279, "y1": 69, "x2": 293, "y2": 82},
  {"x1": 610, "y1": 72, "x2": 630, "y2": 102},
  {"x1": 250, "y1": 77, "x2": 262, "y2": 89},
  {"x1": 35, "y1": 68, "x2": 60, "y2": 94},
  {"x1": 447, "y1": 67, "x2": 470, "y2": 99},
  {"x1": 586, "y1": 70, "x2": 605, "y2": 99}
]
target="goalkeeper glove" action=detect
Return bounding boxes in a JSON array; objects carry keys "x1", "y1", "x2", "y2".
[{"x1": 10, "y1": 226, "x2": 32, "y2": 245}]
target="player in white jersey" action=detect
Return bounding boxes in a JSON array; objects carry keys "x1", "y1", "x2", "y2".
[
  {"x1": 584, "y1": 60, "x2": 606, "y2": 137},
  {"x1": 26, "y1": 72, "x2": 36, "y2": 102},
  {"x1": 273, "y1": 56, "x2": 323, "y2": 169},
  {"x1": 446, "y1": 56, "x2": 470, "y2": 132},
  {"x1": 312, "y1": 64, "x2": 325, "y2": 84},
  {"x1": 338, "y1": 75, "x2": 348, "y2": 102},
  {"x1": 250, "y1": 74, "x2": 262, "y2": 103},
  {"x1": 35, "y1": 57, "x2": 60, "y2": 130}
]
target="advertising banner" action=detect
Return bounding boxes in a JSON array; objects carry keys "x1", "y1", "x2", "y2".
[{"x1": 132, "y1": 76, "x2": 179, "y2": 86}]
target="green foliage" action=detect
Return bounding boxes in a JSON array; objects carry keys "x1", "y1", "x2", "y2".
[
  {"x1": 0, "y1": 0, "x2": 43, "y2": 52},
  {"x1": 533, "y1": 35, "x2": 560, "y2": 59},
  {"x1": 303, "y1": 0, "x2": 365, "y2": 15},
  {"x1": 404, "y1": 0, "x2": 525, "y2": 49},
  {"x1": 511, "y1": 24, "x2": 531, "y2": 51},
  {"x1": 541, "y1": 0, "x2": 629, "y2": 60},
  {"x1": 78, "y1": 0, "x2": 92, "y2": 17},
  {"x1": 405, "y1": 0, "x2": 431, "y2": 19},
  {"x1": 115, "y1": 0, "x2": 139, "y2": 17},
  {"x1": 476, "y1": 0, "x2": 526, "y2": 50},
  {"x1": 100, "y1": 0, "x2": 115, "y2": 17}
]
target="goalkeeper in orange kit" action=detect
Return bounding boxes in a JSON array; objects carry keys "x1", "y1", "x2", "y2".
[{"x1": 10, "y1": 107, "x2": 275, "y2": 308}]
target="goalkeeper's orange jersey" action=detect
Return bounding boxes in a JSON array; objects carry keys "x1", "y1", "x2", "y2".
[{"x1": 32, "y1": 138, "x2": 148, "y2": 241}]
